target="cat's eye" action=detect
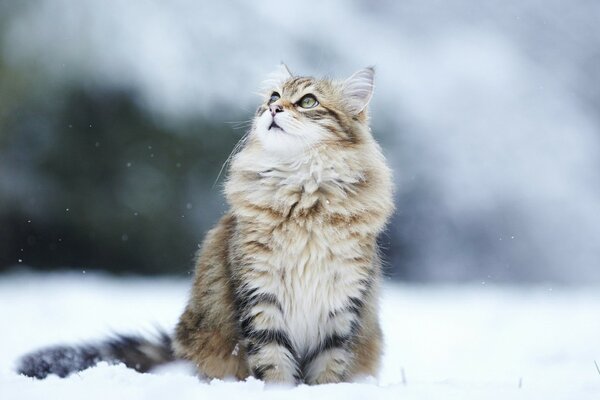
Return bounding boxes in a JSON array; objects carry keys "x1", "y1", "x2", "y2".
[
  {"x1": 268, "y1": 92, "x2": 280, "y2": 104},
  {"x1": 298, "y1": 94, "x2": 318, "y2": 109}
]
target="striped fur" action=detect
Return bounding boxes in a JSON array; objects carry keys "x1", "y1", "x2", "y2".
[
  {"x1": 16, "y1": 67, "x2": 393, "y2": 384},
  {"x1": 17, "y1": 332, "x2": 173, "y2": 379},
  {"x1": 173, "y1": 66, "x2": 394, "y2": 384}
]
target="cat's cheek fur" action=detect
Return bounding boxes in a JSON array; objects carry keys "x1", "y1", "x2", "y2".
[{"x1": 254, "y1": 112, "x2": 323, "y2": 156}]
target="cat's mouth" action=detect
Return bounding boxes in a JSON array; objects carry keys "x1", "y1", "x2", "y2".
[{"x1": 268, "y1": 121, "x2": 283, "y2": 131}]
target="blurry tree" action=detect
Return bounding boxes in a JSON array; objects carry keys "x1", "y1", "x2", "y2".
[
  {"x1": 3, "y1": 0, "x2": 600, "y2": 282},
  {"x1": 0, "y1": 56, "x2": 240, "y2": 274}
]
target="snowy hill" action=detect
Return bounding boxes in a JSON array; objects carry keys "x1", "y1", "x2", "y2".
[{"x1": 1, "y1": 273, "x2": 599, "y2": 399}]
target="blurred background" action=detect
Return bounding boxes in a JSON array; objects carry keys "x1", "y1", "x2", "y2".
[{"x1": 1, "y1": 0, "x2": 599, "y2": 283}]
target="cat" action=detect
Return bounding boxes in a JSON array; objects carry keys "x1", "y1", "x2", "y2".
[{"x1": 17, "y1": 65, "x2": 394, "y2": 385}]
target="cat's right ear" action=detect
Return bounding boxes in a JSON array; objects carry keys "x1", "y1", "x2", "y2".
[
  {"x1": 342, "y1": 66, "x2": 375, "y2": 115},
  {"x1": 260, "y1": 63, "x2": 293, "y2": 91}
]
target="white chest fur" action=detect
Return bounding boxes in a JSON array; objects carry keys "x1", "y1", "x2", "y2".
[
  {"x1": 229, "y1": 150, "x2": 382, "y2": 355},
  {"x1": 265, "y1": 220, "x2": 364, "y2": 353},
  {"x1": 255, "y1": 162, "x2": 368, "y2": 353}
]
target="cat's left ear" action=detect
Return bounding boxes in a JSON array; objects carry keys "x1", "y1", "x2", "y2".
[
  {"x1": 261, "y1": 63, "x2": 293, "y2": 91},
  {"x1": 342, "y1": 67, "x2": 375, "y2": 115}
]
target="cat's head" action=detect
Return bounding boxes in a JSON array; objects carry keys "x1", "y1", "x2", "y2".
[{"x1": 251, "y1": 65, "x2": 375, "y2": 156}]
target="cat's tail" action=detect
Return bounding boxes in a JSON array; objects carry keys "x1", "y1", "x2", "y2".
[{"x1": 16, "y1": 331, "x2": 175, "y2": 379}]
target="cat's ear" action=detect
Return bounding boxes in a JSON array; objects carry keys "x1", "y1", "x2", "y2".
[
  {"x1": 342, "y1": 66, "x2": 375, "y2": 114},
  {"x1": 278, "y1": 63, "x2": 293, "y2": 79},
  {"x1": 261, "y1": 63, "x2": 293, "y2": 91}
]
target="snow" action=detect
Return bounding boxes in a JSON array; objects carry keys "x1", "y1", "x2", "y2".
[{"x1": 1, "y1": 273, "x2": 599, "y2": 399}]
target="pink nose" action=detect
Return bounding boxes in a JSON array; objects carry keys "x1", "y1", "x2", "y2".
[{"x1": 269, "y1": 104, "x2": 283, "y2": 116}]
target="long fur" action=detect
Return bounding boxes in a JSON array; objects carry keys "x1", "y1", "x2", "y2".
[
  {"x1": 16, "y1": 67, "x2": 394, "y2": 385},
  {"x1": 174, "y1": 67, "x2": 394, "y2": 384},
  {"x1": 17, "y1": 332, "x2": 173, "y2": 379}
]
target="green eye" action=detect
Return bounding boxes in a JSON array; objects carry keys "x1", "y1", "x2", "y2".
[
  {"x1": 268, "y1": 92, "x2": 280, "y2": 104},
  {"x1": 298, "y1": 94, "x2": 318, "y2": 109}
]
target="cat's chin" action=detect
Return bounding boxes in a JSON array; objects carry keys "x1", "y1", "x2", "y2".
[
  {"x1": 254, "y1": 129, "x2": 312, "y2": 158},
  {"x1": 258, "y1": 141, "x2": 310, "y2": 159}
]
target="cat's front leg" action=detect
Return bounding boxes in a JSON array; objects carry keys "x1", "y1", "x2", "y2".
[
  {"x1": 238, "y1": 289, "x2": 300, "y2": 384},
  {"x1": 302, "y1": 297, "x2": 364, "y2": 384}
]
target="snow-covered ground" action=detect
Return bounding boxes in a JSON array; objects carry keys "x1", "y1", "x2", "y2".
[{"x1": 1, "y1": 272, "x2": 599, "y2": 399}]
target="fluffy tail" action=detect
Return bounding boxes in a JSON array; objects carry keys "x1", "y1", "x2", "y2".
[{"x1": 16, "y1": 331, "x2": 175, "y2": 379}]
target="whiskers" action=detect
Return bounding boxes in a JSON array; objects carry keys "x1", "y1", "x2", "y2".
[
  {"x1": 225, "y1": 118, "x2": 254, "y2": 131},
  {"x1": 213, "y1": 128, "x2": 252, "y2": 189}
]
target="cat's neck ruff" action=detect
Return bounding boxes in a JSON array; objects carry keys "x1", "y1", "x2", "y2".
[
  {"x1": 226, "y1": 144, "x2": 371, "y2": 216},
  {"x1": 239, "y1": 146, "x2": 360, "y2": 184}
]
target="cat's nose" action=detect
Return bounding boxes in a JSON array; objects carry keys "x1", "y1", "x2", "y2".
[{"x1": 269, "y1": 104, "x2": 283, "y2": 116}]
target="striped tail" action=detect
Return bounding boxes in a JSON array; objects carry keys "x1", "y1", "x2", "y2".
[{"x1": 16, "y1": 331, "x2": 174, "y2": 379}]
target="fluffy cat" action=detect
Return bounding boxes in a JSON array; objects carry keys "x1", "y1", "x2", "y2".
[{"x1": 17, "y1": 65, "x2": 394, "y2": 385}]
